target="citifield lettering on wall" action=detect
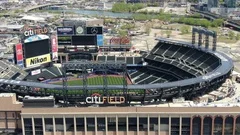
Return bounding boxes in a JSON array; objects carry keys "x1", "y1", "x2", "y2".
[
  {"x1": 86, "y1": 93, "x2": 125, "y2": 104},
  {"x1": 24, "y1": 27, "x2": 48, "y2": 37}
]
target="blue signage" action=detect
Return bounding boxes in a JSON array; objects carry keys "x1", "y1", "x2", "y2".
[
  {"x1": 97, "y1": 35, "x2": 103, "y2": 46},
  {"x1": 17, "y1": 60, "x2": 24, "y2": 68},
  {"x1": 57, "y1": 27, "x2": 74, "y2": 35}
]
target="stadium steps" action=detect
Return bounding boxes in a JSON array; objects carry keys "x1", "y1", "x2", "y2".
[
  {"x1": 136, "y1": 74, "x2": 154, "y2": 84},
  {"x1": 198, "y1": 56, "x2": 212, "y2": 69},
  {"x1": 48, "y1": 67, "x2": 62, "y2": 76},
  {"x1": 56, "y1": 67, "x2": 63, "y2": 76},
  {"x1": 42, "y1": 69, "x2": 57, "y2": 77},
  {"x1": 132, "y1": 72, "x2": 149, "y2": 83},
  {"x1": 138, "y1": 76, "x2": 158, "y2": 84},
  {"x1": 171, "y1": 46, "x2": 182, "y2": 58},
  {"x1": 190, "y1": 53, "x2": 205, "y2": 65}
]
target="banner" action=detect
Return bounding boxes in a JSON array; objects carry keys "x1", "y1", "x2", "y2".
[
  {"x1": 15, "y1": 43, "x2": 23, "y2": 61},
  {"x1": 51, "y1": 36, "x2": 58, "y2": 61},
  {"x1": 57, "y1": 27, "x2": 74, "y2": 35},
  {"x1": 25, "y1": 54, "x2": 51, "y2": 68},
  {"x1": 110, "y1": 37, "x2": 130, "y2": 45},
  {"x1": 31, "y1": 69, "x2": 41, "y2": 76},
  {"x1": 97, "y1": 35, "x2": 103, "y2": 46}
]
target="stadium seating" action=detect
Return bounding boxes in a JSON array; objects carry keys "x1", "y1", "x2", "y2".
[
  {"x1": 26, "y1": 67, "x2": 63, "y2": 81},
  {"x1": 129, "y1": 67, "x2": 178, "y2": 84},
  {"x1": 149, "y1": 42, "x2": 220, "y2": 75},
  {"x1": 97, "y1": 55, "x2": 143, "y2": 65},
  {"x1": 0, "y1": 60, "x2": 28, "y2": 80},
  {"x1": 130, "y1": 41, "x2": 221, "y2": 84}
]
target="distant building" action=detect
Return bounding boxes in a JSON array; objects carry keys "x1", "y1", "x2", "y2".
[
  {"x1": 225, "y1": 0, "x2": 237, "y2": 8},
  {"x1": 207, "y1": 0, "x2": 218, "y2": 8},
  {"x1": 127, "y1": 0, "x2": 165, "y2": 3}
]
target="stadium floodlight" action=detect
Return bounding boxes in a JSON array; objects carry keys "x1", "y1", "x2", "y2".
[{"x1": 192, "y1": 27, "x2": 217, "y2": 51}]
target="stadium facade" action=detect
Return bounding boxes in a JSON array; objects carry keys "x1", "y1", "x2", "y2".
[{"x1": 1, "y1": 93, "x2": 240, "y2": 135}]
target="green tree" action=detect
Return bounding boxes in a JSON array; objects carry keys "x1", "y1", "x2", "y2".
[
  {"x1": 165, "y1": 31, "x2": 172, "y2": 38},
  {"x1": 236, "y1": 33, "x2": 240, "y2": 41},
  {"x1": 112, "y1": 2, "x2": 145, "y2": 13},
  {"x1": 211, "y1": 19, "x2": 224, "y2": 27},
  {"x1": 180, "y1": 26, "x2": 191, "y2": 35},
  {"x1": 229, "y1": 31, "x2": 235, "y2": 40},
  {"x1": 145, "y1": 23, "x2": 153, "y2": 36}
]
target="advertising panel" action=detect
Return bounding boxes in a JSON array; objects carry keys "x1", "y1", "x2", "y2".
[
  {"x1": 75, "y1": 26, "x2": 85, "y2": 35},
  {"x1": 109, "y1": 37, "x2": 130, "y2": 45},
  {"x1": 72, "y1": 35, "x2": 96, "y2": 45},
  {"x1": 97, "y1": 35, "x2": 103, "y2": 46},
  {"x1": 51, "y1": 36, "x2": 58, "y2": 61},
  {"x1": 15, "y1": 43, "x2": 23, "y2": 61},
  {"x1": 57, "y1": 27, "x2": 74, "y2": 35},
  {"x1": 31, "y1": 69, "x2": 41, "y2": 76},
  {"x1": 86, "y1": 27, "x2": 103, "y2": 35},
  {"x1": 58, "y1": 36, "x2": 72, "y2": 45},
  {"x1": 17, "y1": 60, "x2": 24, "y2": 68},
  {"x1": 25, "y1": 54, "x2": 51, "y2": 68}
]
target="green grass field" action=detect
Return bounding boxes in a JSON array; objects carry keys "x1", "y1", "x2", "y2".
[
  {"x1": 55, "y1": 76, "x2": 124, "y2": 86},
  {"x1": 44, "y1": 76, "x2": 144, "y2": 95}
]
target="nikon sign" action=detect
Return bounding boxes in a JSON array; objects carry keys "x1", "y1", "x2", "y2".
[{"x1": 25, "y1": 54, "x2": 51, "y2": 68}]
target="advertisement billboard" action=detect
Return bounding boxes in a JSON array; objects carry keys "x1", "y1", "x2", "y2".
[
  {"x1": 31, "y1": 69, "x2": 41, "y2": 76},
  {"x1": 58, "y1": 36, "x2": 72, "y2": 45},
  {"x1": 72, "y1": 35, "x2": 96, "y2": 45},
  {"x1": 24, "y1": 39, "x2": 50, "y2": 59},
  {"x1": 15, "y1": 43, "x2": 23, "y2": 61},
  {"x1": 75, "y1": 26, "x2": 85, "y2": 35},
  {"x1": 97, "y1": 35, "x2": 103, "y2": 46},
  {"x1": 51, "y1": 35, "x2": 58, "y2": 61},
  {"x1": 57, "y1": 27, "x2": 74, "y2": 35},
  {"x1": 25, "y1": 54, "x2": 51, "y2": 68},
  {"x1": 86, "y1": 27, "x2": 103, "y2": 35},
  {"x1": 110, "y1": 37, "x2": 130, "y2": 45}
]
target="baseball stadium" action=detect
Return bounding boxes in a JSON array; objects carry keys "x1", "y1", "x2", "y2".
[{"x1": 0, "y1": 25, "x2": 238, "y2": 135}]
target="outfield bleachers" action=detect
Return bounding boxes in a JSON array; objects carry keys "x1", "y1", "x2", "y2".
[
  {"x1": 25, "y1": 67, "x2": 63, "y2": 81},
  {"x1": 0, "y1": 60, "x2": 28, "y2": 80},
  {"x1": 148, "y1": 42, "x2": 220, "y2": 75},
  {"x1": 129, "y1": 67, "x2": 178, "y2": 84},
  {"x1": 130, "y1": 42, "x2": 221, "y2": 84}
]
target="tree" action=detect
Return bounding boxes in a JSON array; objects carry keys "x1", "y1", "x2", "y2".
[
  {"x1": 180, "y1": 26, "x2": 191, "y2": 35},
  {"x1": 229, "y1": 31, "x2": 235, "y2": 40},
  {"x1": 236, "y1": 33, "x2": 240, "y2": 41},
  {"x1": 165, "y1": 31, "x2": 172, "y2": 38},
  {"x1": 211, "y1": 19, "x2": 224, "y2": 27},
  {"x1": 145, "y1": 23, "x2": 153, "y2": 36}
]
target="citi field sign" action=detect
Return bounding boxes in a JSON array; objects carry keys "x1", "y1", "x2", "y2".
[
  {"x1": 86, "y1": 93, "x2": 125, "y2": 104},
  {"x1": 23, "y1": 26, "x2": 48, "y2": 37}
]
